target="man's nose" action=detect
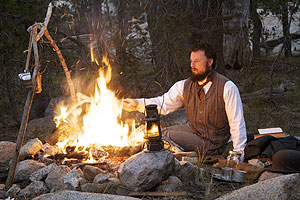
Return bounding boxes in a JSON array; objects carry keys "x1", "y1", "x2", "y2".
[{"x1": 191, "y1": 61, "x2": 195, "y2": 67}]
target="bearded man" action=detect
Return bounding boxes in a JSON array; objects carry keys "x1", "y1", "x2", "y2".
[{"x1": 123, "y1": 42, "x2": 247, "y2": 159}]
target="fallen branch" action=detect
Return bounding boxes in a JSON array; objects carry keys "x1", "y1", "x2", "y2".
[
  {"x1": 261, "y1": 33, "x2": 300, "y2": 50},
  {"x1": 241, "y1": 80, "x2": 295, "y2": 100},
  {"x1": 173, "y1": 151, "x2": 197, "y2": 161}
]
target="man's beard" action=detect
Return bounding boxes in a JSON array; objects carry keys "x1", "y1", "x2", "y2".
[{"x1": 190, "y1": 63, "x2": 211, "y2": 82}]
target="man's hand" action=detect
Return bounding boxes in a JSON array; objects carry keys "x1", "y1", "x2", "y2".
[{"x1": 122, "y1": 98, "x2": 139, "y2": 112}]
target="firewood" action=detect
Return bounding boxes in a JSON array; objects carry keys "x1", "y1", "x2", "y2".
[
  {"x1": 173, "y1": 151, "x2": 198, "y2": 161},
  {"x1": 37, "y1": 152, "x2": 55, "y2": 165},
  {"x1": 67, "y1": 152, "x2": 88, "y2": 160}
]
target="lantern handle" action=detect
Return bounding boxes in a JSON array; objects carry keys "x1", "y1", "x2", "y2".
[{"x1": 142, "y1": 81, "x2": 165, "y2": 116}]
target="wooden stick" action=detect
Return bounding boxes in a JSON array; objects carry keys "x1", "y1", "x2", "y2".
[
  {"x1": 37, "y1": 2, "x2": 53, "y2": 41},
  {"x1": 129, "y1": 191, "x2": 186, "y2": 197},
  {"x1": 44, "y1": 29, "x2": 76, "y2": 104},
  {"x1": 5, "y1": 28, "x2": 41, "y2": 190},
  {"x1": 24, "y1": 31, "x2": 33, "y2": 72}
]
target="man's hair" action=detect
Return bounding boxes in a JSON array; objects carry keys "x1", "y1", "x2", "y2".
[{"x1": 190, "y1": 42, "x2": 217, "y2": 69}]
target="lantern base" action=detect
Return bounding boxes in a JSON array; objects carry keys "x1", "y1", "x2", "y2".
[{"x1": 143, "y1": 139, "x2": 164, "y2": 152}]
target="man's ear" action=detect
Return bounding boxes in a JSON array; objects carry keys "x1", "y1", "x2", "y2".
[{"x1": 208, "y1": 58, "x2": 213, "y2": 67}]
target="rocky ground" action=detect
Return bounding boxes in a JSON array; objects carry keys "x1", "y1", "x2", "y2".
[{"x1": 0, "y1": 58, "x2": 299, "y2": 199}]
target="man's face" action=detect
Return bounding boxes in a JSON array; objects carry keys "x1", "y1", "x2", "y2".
[{"x1": 190, "y1": 50, "x2": 213, "y2": 82}]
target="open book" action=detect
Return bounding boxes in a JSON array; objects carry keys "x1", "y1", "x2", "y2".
[{"x1": 254, "y1": 127, "x2": 286, "y2": 139}]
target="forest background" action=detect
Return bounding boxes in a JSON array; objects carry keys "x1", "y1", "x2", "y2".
[{"x1": 1, "y1": 0, "x2": 300, "y2": 142}]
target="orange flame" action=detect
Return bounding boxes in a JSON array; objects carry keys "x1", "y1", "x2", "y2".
[
  {"x1": 90, "y1": 37, "x2": 99, "y2": 65},
  {"x1": 146, "y1": 123, "x2": 159, "y2": 138},
  {"x1": 54, "y1": 53, "x2": 144, "y2": 162}
]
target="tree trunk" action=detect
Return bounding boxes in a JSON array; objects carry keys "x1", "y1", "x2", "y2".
[
  {"x1": 250, "y1": 0, "x2": 262, "y2": 58},
  {"x1": 116, "y1": 0, "x2": 129, "y2": 63},
  {"x1": 281, "y1": 1, "x2": 292, "y2": 57},
  {"x1": 223, "y1": 0, "x2": 251, "y2": 69},
  {"x1": 189, "y1": 0, "x2": 225, "y2": 75},
  {"x1": 145, "y1": 0, "x2": 190, "y2": 89}
]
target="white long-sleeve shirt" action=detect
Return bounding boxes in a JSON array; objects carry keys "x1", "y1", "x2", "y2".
[{"x1": 135, "y1": 79, "x2": 247, "y2": 155}]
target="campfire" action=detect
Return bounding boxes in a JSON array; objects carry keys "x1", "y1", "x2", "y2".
[{"x1": 49, "y1": 54, "x2": 144, "y2": 164}]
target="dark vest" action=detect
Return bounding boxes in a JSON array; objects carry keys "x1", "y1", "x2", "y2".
[{"x1": 183, "y1": 71, "x2": 230, "y2": 150}]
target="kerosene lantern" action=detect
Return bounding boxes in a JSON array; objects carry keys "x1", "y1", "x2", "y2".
[{"x1": 143, "y1": 104, "x2": 164, "y2": 152}]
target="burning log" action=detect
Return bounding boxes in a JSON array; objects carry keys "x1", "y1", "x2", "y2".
[
  {"x1": 102, "y1": 144, "x2": 143, "y2": 158},
  {"x1": 73, "y1": 161, "x2": 108, "y2": 170},
  {"x1": 51, "y1": 152, "x2": 88, "y2": 161},
  {"x1": 62, "y1": 159, "x2": 82, "y2": 166},
  {"x1": 37, "y1": 152, "x2": 55, "y2": 165}
]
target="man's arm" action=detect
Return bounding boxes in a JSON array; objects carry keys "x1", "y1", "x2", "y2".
[
  {"x1": 124, "y1": 80, "x2": 186, "y2": 115},
  {"x1": 223, "y1": 81, "x2": 247, "y2": 160}
]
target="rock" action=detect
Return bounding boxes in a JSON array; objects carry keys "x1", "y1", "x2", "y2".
[
  {"x1": 80, "y1": 182, "x2": 116, "y2": 193},
  {"x1": 83, "y1": 165, "x2": 105, "y2": 181},
  {"x1": 93, "y1": 172, "x2": 110, "y2": 184},
  {"x1": 29, "y1": 91, "x2": 50, "y2": 120},
  {"x1": 173, "y1": 159, "x2": 198, "y2": 184},
  {"x1": 29, "y1": 163, "x2": 57, "y2": 182},
  {"x1": 216, "y1": 173, "x2": 300, "y2": 200},
  {"x1": 50, "y1": 183, "x2": 77, "y2": 193},
  {"x1": 118, "y1": 150, "x2": 175, "y2": 191},
  {"x1": 79, "y1": 177, "x2": 88, "y2": 186},
  {"x1": 20, "y1": 138, "x2": 43, "y2": 160},
  {"x1": 26, "y1": 116, "x2": 56, "y2": 142},
  {"x1": 44, "y1": 96, "x2": 72, "y2": 118},
  {"x1": 156, "y1": 176, "x2": 183, "y2": 192},
  {"x1": 258, "y1": 171, "x2": 284, "y2": 182},
  {"x1": 41, "y1": 143, "x2": 58, "y2": 156},
  {"x1": 6, "y1": 184, "x2": 21, "y2": 198},
  {"x1": 18, "y1": 181, "x2": 48, "y2": 199},
  {"x1": 46, "y1": 121, "x2": 81, "y2": 145},
  {"x1": 0, "y1": 141, "x2": 16, "y2": 164},
  {"x1": 64, "y1": 167, "x2": 84, "y2": 189},
  {"x1": 32, "y1": 190, "x2": 140, "y2": 200},
  {"x1": 45, "y1": 165, "x2": 70, "y2": 190},
  {"x1": 14, "y1": 160, "x2": 46, "y2": 182},
  {"x1": 108, "y1": 178, "x2": 121, "y2": 185}
]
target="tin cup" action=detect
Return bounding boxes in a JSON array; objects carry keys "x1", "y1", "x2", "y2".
[
  {"x1": 222, "y1": 167, "x2": 233, "y2": 181},
  {"x1": 18, "y1": 72, "x2": 31, "y2": 81},
  {"x1": 232, "y1": 170, "x2": 246, "y2": 183}
]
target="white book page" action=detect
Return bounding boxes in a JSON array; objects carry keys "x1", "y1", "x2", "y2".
[{"x1": 258, "y1": 127, "x2": 283, "y2": 134}]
